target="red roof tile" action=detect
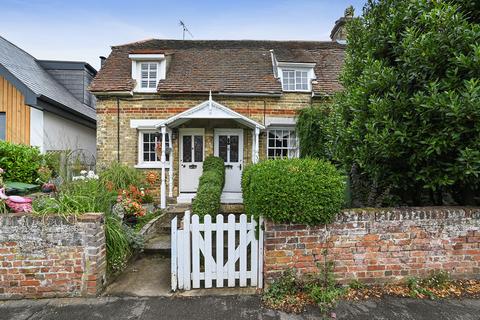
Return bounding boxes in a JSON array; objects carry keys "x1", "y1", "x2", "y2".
[{"x1": 90, "y1": 39, "x2": 345, "y2": 95}]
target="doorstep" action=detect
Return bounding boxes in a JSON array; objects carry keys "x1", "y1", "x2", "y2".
[{"x1": 177, "y1": 192, "x2": 243, "y2": 205}]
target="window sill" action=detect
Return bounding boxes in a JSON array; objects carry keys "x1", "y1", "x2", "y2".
[
  {"x1": 282, "y1": 89, "x2": 312, "y2": 93},
  {"x1": 134, "y1": 88, "x2": 158, "y2": 93},
  {"x1": 134, "y1": 163, "x2": 171, "y2": 169}
]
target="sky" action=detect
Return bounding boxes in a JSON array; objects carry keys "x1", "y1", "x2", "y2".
[{"x1": 0, "y1": 0, "x2": 366, "y2": 70}]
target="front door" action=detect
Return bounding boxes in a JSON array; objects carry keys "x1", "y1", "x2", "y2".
[
  {"x1": 179, "y1": 129, "x2": 204, "y2": 193},
  {"x1": 214, "y1": 129, "x2": 243, "y2": 193}
]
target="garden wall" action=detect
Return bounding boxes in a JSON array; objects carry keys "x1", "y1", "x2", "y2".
[
  {"x1": 264, "y1": 207, "x2": 480, "y2": 284},
  {"x1": 0, "y1": 213, "x2": 106, "y2": 299}
]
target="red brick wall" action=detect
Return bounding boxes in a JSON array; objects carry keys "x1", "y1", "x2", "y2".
[
  {"x1": 264, "y1": 207, "x2": 480, "y2": 284},
  {"x1": 0, "y1": 213, "x2": 106, "y2": 299}
]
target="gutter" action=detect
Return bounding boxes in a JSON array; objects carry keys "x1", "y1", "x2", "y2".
[{"x1": 91, "y1": 91, "x2": 134, "y2": 97}]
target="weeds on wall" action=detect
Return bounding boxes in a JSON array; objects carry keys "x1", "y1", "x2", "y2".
[{"x1": 263, "y1": 250, "x2": 345, "y2": 314}]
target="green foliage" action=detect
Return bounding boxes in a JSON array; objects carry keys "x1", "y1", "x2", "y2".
[
  {"x1": 407, "y1": 271, "x2": 451, "y2": 299},
  {"x1": 348, "y1": 279, "x2": 365, "y2": 290},
  {"x1": 242, "y1": 158, "x2": 345, "y2": 225},
  {"x1": 32, "y1": 179, "x2": 116, "y2": 217},
  {"x1": 99, "y1": 162, "x2": 145, "y2": 191},
  {"x1": 263, "y1": 269, "x2": 300, "y2": 306},
  {"x1": 32, "y1": 178, "x2": 138, "y2": 274},
  {"x1": 296, "y1": 106, "x2": 340, "y2": 160},
  {"x1": 105, "y1": 214, "x2": 132, "y2": 273},
  {"x1": 263, "y1": 254, "x2": 345, "y2": 314},
  {"x1": 192, "y1": 156, "x2": 225, "y2": 217},
  {"x1": 0, "y1": 141, "x2": 42, "y2": 183},
  {"x1": 334, "y1": 0, "x2": 480, "y2": 206}
]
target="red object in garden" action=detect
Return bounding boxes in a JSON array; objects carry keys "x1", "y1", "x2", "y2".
[{"x1": 0, "y1": 188, "x2": 33, "y2": 213}]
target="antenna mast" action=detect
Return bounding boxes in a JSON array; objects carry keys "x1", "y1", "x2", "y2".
[{"x1": 179, "y1": 20, "x2": 193, "y2": 40}]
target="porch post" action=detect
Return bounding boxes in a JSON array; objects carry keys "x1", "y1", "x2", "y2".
[
  {"x1": 253, "y1": 127, "x2": 260, "y2": 164},
  {"x1": 160, "y1": 125, "x2": 167, "y2": 209},
  {"x1": 168, "y1": 128, "x2": 173, "y2": 198},
  {"x1": 251, "y1": 129, "x2": 255, "y2": 163}
]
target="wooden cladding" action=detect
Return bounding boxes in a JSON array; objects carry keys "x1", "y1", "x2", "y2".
[{"x1": 0, "y1": 76, "x2": 31, "y2": 145}]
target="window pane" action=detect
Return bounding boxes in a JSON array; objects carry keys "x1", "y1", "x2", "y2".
[
  {"x1": 194, "y1": 135, "x2": 203, "y2": 162},
  {"x1": 150, "y1": 63, "x2": 157, "y2": 70},
  {"x1": 0, "y1": 113, "x2": 5, "y2": 140},
  {"x1": 183, "y1": 136, "x2": 192, "y2": 162},
  {"x1": 218, "y1": 135, "x2": 228, "y2": 162},
  {"x1": 141, "y1": 81, "x2": 148, "y2": 88},
  {"x1": 230, "y1": 135, "x2": 239, "y2": 163},
  {"x1": 141, "y1": 63, "x2": 148, "y2": 70}
]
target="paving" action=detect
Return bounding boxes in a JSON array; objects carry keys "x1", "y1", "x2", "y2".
[{"x1": 1, "y1": 296, "x2": 480, "y2": 320}]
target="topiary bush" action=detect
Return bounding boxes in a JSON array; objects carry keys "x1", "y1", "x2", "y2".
[
  {"x1": 192, "y1": 156, "x2": 225, "y2": 217},
  {"x1": 242, "y1": 158, "x2": 345, "y2": 225},
  {"x1": 0, "y1": 141, "x2": 43, "y2": 183}
]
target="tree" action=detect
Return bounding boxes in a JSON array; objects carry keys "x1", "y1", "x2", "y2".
[{"x1": 334, "y1": 0, "x2": 480, "y2": 205}]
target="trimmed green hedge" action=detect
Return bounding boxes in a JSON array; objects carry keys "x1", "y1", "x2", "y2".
[
  {"x1": 192, "y1": 156, "x2": 225, "y2": 217},
  {"x1": 242, "y1": 158, "x2": 346, "y2": 225},
  {"x1": 0, "y1": 141, "x2": 42, "y2": 183}
]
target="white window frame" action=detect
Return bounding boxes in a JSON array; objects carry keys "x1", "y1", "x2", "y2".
[
  {"x1": 277, "y1": 63, "x2": 316, "y2": 93},
  {"x1": 139, "y1": 62, "x2": 159, "y2": 91},
  {"x1": 266, "y1": 127, "x2": 300, "y2": 160},
  {"x1": 135, "y1": 130, "x2": 170, "y2": 169},
  {"x1": 129, "y1": 54, "x2": 166, "y2": 93}
]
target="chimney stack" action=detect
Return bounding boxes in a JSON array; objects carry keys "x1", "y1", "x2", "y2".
[
  {"x1": 330, "y1": 6, "x2": 354, "y2": 43},
  {"x1": 99, "y1": 56, "x2": 106, "y2": 68}
]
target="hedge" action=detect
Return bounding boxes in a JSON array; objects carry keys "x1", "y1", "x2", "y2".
[
  {"x1": 0, "y1": 141, "x2": 42, "y2": 184},
  {"x1": 242, "y1": 158, "x2": 346, "y2": 225},
  {"x1": 192, "y1": 156, "x2": 225, "y2": 217}
]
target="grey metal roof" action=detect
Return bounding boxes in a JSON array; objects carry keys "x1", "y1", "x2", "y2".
[{"x1": 0, "y1": 36, "x2": 96, "y2": 121}]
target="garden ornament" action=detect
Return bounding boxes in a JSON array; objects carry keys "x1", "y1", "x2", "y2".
[{"x1": 0, "y1": 188, "x2": 33, "y2": 213}]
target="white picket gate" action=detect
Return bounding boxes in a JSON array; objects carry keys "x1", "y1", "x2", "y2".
[{"x1": 171, "y1": 211, "x2": 264, "y2": 291}]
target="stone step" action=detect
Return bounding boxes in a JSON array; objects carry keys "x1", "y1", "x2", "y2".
[{"x1": 143, "y1": 234, "x2": 171, "y2": 256}]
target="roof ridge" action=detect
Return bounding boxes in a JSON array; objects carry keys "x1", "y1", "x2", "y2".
[
  {"x1": 112, "y1": 38, "x2": 342, "y2": 48},
  {"x1": 0, "y1": 35, "x2": 38, "y2": 60}
]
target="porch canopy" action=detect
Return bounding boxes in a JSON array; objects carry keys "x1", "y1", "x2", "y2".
[{"x1": 155, "y1": 95, "x2": 265, "y2": 208}]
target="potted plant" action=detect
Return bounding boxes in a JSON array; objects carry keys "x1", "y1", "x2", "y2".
[{"x1": 117, "y1": 190, "x2": 146, "y2": 227}]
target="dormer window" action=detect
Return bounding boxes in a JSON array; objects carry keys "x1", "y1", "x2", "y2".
[
  {"x1": 129, "y1": 53, "x2": 166, "y2": 93},
  {"x1": 282, "y1": 69, "x2": 309, "y2": 91},
  {"x1": 140, "y1": 62, "x2": 159, "y2": 89},
  {"x1": 270, "y1": 52, "x2": 316, "y2": 93}
]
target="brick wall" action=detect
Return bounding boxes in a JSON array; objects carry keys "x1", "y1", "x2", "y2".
[
  {"x1": 0, "y1": 213, "x2": 106, "y2": 299},
  {"x1": 264, "y1": 207, "x2": 480, "y2": 284}
]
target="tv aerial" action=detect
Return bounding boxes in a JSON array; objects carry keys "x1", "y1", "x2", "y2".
[{"x1": 179, "y1": 20, "x2": 193, "y2": 40}]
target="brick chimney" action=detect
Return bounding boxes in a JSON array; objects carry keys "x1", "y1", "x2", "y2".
[{"x1": 330, "y1": 6, "x2": 354, "y2": 42}]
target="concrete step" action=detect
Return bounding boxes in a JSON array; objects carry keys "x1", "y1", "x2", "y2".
[{"x1": 143, "y1": 234, "x2": 171, "y2": 256}]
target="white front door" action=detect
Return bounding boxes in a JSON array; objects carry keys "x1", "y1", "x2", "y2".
[
  {"x1": 179, "y1": 128, "x2": 204, "y2": 193},
  {"x1": 214, "y1": 129, "x2": 243, "y2": 193}
]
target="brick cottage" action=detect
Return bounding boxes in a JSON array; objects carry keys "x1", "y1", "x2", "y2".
[{"x1": 90, "y1": 13, "x2": 350, "y2": 209}]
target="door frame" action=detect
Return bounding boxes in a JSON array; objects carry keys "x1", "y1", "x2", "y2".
[
  {"x1": 213, "y1": 128, "x2": 244, "y2": 193},
  {"x1": 179, "y1": 128, "x2": 205, "y2": 194}
]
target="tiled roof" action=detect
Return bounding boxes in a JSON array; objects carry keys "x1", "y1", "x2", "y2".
[
  {"x1": 0, "y1": 36, "x2": 96, "y2": 121},
  {"x1": 90, "y1": 39, "x2": 345, "y2": 95}
]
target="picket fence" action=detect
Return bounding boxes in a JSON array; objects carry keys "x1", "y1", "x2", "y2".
[{"x1": 171, "y1": 211, "x2": 264, "y2": 291}]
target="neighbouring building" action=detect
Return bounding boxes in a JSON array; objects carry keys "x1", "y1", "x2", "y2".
[
  {"x1": 90, "y1": 13, "x2": 348, "y2": 208},
  {"x1": 0, "y1": 36, "x2": 97, "y2": 155}
]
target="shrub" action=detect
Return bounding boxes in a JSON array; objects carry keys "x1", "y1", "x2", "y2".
[
  {"x1": 99, "y1": 162, "x2": 144, "y2": 191},
  {"x1": 242, "y1": 158, "x2": 345, "y2": 225},
  {"x1": 0, "y1": 141, "x2": 42, "y2": 183},
  {"x1": 334, "y1": 0, "x2": 480, "y2": 205},
  {"x1": 192, "y1": 156, "x2": 225, "y2": 217},
  {"x1": 296, "y1": 106, "x2": 339, "y2": 160}
]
